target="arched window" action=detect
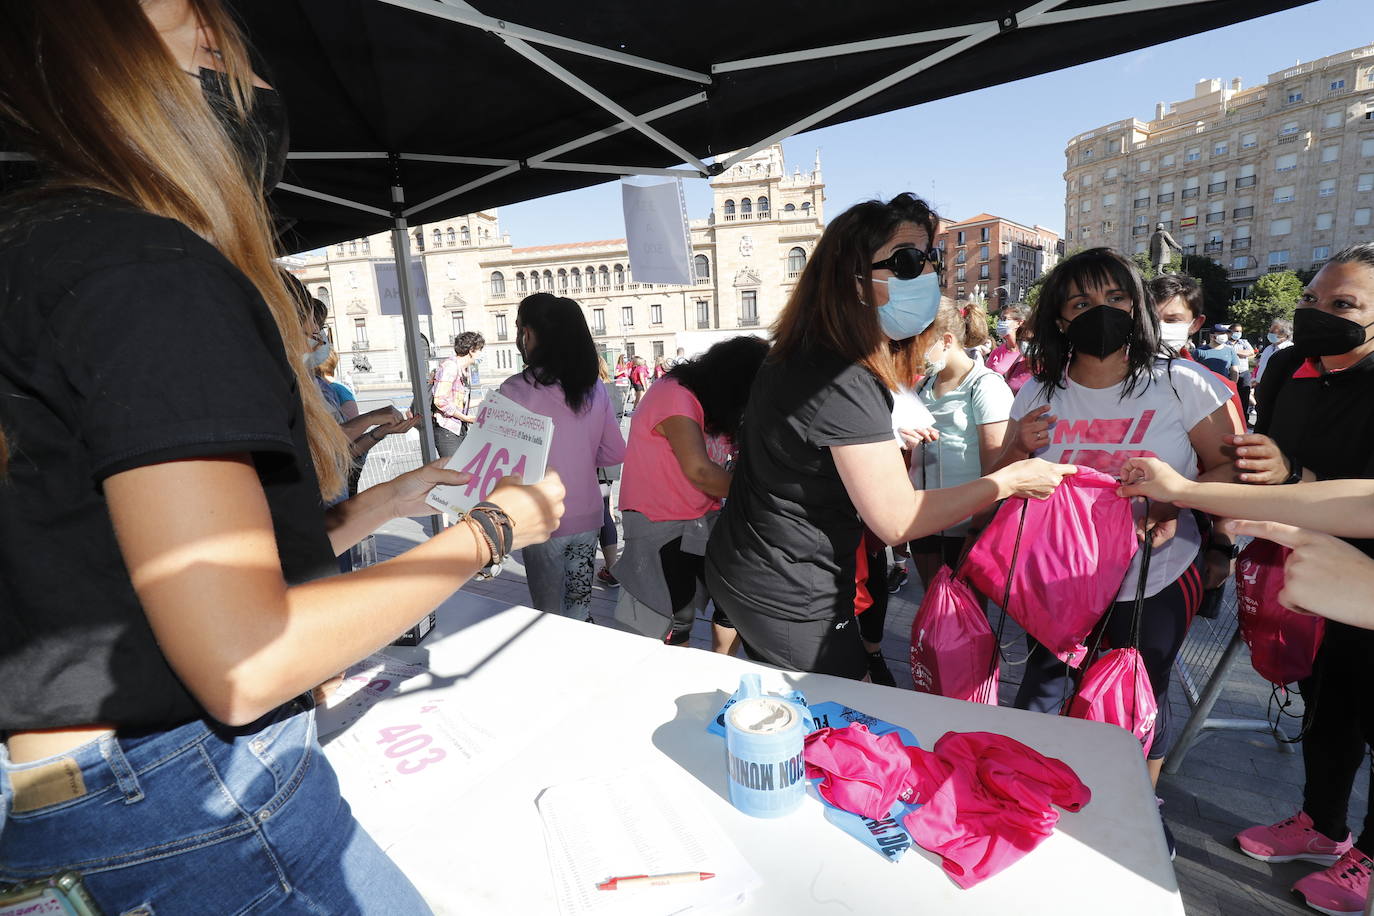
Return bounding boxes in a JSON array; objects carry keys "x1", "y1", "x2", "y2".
[
  {"x1": 723, "y1": 199, "x2": 735, "y2": 219},
  {"x1": 516, "y1": 272, "x2": 528, "y2": 293},
  {"x1": 316, "y1": 287, "x2": 330, "y2": 306},
  {"x1": 543, "y1": 270, "x2": 553, "y2": 289},
  {"x1": 783, "y1": 203, "x2": 796, "y2": 213},
  {"x1": 571, "y1": 268, "x2": 582, "y2": 290},
  {"x1": 801, "y1": 201, "x2": 812, "y2": 214},
  {"x1": 446, "y1": 227, "x2": 456, "y2": 245},
  {"x1": 480, "y1": 228, "x2": 489, "y2": 240},
  {"x1": 787, "y1": 247, "x2": 807, "y2": 273},
  {"x1": 413, "y1": 229, "x2": 425, "y2": 250},
  {"x1": 757, "y1": 195, "x2": 770, "y2": 216},
  {"x1": 558, "y1": 268, "x2": 568, "y2": 291},
  {"x1": 530, "y1": 272, "x2": 541, "y2": 291},
  {"x1": 490, "y1": 271, "x2": 505, "y2": 296},
  {"x1": 335, "y1": 244, "x2": 345, "y2": 255},
  {"x1": 348, "y1": 240, "x2": 357, "y2": 255},
  {"x1": 432, "y1": 229, "x2": 443, "y2": 248},
  {"x1": 598, "y1": 265, "x2": 610, "y2": 288},
  {"x1": 613, "y1": 265, "x2": 625, "y2": 288},
  {"x1": 740, "y1": 197, "x2": 752, "y2": 215},
  {"x1": 460, "y1": 226, "x2": 471, "y2": 245},
  {"x1": 362, "y1": 238, "x2": 371, "y2": 254},
  {"x1": 694, "y1": 254, "x2": 710, "y2": 281}
]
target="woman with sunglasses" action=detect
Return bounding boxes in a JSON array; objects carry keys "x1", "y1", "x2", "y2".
[
  {"x1": 704, "y1": 193, "x2": 1076, "y2": 679},
  {"x1": 997, "y1": 249, "x2": 1236, "y2": 836}
]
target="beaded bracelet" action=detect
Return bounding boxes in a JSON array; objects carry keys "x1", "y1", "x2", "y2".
[{"x1": 464, "y1": 502, "x2": 515, "y2": 580}]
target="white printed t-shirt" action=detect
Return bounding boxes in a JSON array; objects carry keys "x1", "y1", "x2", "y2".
[{"x1": 1010, "y1": 358, "x2": 1229, "y2": 601}]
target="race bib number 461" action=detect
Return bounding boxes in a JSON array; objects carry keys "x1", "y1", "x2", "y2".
[{"x1": 425, "y1": 391, "x2": 554, "y2": 515}]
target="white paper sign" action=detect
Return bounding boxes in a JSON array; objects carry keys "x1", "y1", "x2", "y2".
[
  {"x1": 425, "y1": 391, "x2": 553, "y2": 516},
  {"x1": 621, "y1": 176, "x2": 694, "y2": 285}
]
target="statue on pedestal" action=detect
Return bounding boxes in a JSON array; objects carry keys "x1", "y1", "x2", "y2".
[{"x1": 1149, "y1": 223, "x2": 1183, "y2": 274}]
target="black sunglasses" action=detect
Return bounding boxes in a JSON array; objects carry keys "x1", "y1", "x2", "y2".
[{"x1": 871, "y1": 246, "x2": 943, "y2": 280}]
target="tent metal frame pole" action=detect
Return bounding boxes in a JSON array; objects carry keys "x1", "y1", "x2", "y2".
[
  {"x1": 375, "y1": 0, "x2": 711, "y2": 84},
  {"x1": 404, "y1": 163, "x2": 521, "y2": 219},
  {"x1": 275, "y1": 181, "x2": 392, "y2": 217},
  {"x1": 530, "y1": 162, "x2": 702, "y2": 178},
  {"x1": 718, "y1": 0, "x2": 1071, "y2": 172},
  {"x1": 528, "y1": 93, "x2": 708, "y2": 164},
  {"x1": 386, "y1": 157, "x2": 442, "y2": 536}
]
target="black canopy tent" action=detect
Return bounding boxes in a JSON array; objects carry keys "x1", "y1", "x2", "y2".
[{"x1": 33, "y1": 0, "x2": 1314, "y2": 469}]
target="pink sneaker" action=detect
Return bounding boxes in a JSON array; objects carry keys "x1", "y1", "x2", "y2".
[
  {"x1": 1236, "y1": 811, "x2": 1353, "y2": 865},
  {"x1": 1293, "y1": 848, "x2": 1373, "y2": 916}
]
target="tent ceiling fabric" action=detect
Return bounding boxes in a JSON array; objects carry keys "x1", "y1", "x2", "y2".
[{"x1": 231, "y1": 0, "x2": 1314, "y2": 253}]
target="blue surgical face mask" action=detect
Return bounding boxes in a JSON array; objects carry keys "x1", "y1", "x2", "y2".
[
  {"x1": 870, "y1": 272, "x2": 941, "y2": 341},
  {"x1": 1229, "y1": 331, "x2": 1242, "y2": 340},
  {"x1": 1267, "y1": 332, "x2": 1280, "y2": 344}
]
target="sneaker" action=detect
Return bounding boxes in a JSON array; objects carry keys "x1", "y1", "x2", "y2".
[
  {"x1": 866, "y1": 650, "x2": 896, "y2": 687},
  {"x1": 886, "y1": 564, "x2": 909, "y2": 594},
  {"x1": 1293, "y1": 847, "x2": 1373, "y2": 916},
  {"x1": 1237, "y1": 811, "x2": 1353, "y2": 866},
  {"x1": 596, "y1": 567, "x2": 620, "y2": 587}
]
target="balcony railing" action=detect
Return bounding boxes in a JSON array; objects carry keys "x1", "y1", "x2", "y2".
[
  {"x1": 696, "y1": 320, "x2": 710, "y2": 329},
  {"x1": 1157, "y1": 192, "x2": 1175, "y2": 204},
  {"x1": 739, "y1": 316, "x2": 760, "y2": 327},
  {"x1": 1277, "y1": 133, "x2": 1301, "y2": 144},
  {"x1": 1229, "y1": 266, "x2": 1256, "y2": 278},
  {"x1": 1268, "y1": 262, "x2": 1289, "y2": 272},
  {"x1": 1181, "y1": 187, "x2": 1200, "y2": 199},
  {"x1": 1235, "y1": 175, "x2": 1257, "y2": 188},
  {"x1": 1204, "y1": 240, "x2": 1224, "y2": 253},
  {"x1": 1207, "y1": 181, "x2": 1227, "y2": 194},
  {"x1": 592, "y1": 325, "x2": 606, "y2": 335},
  {"x1": 1205, "y1": 212, "x2": 1225, "y2": 224},
  {"x1": 1233, "y1": 206, "x2": 1255, "y2": 219},
  {"x1": 1231, "y1": 238, "x2": 1252, "y2": 250}
]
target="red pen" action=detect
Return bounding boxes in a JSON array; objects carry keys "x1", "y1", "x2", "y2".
[{"x1": 596, "y1": 871, "x2": 715, "y2": 890}]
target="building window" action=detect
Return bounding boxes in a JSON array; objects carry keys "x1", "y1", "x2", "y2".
[
  {"x1": 955, "y1": 249, "x2": 967, "y2": 264},
  {"x1": 489, "y1": 271, "x2": 506, "y2": 297},
  {"x1": 740, "y1": 198, "x2": 752, "y2": 217},
  {"x1": 1080, "y1": 199, "x2": 1092, "y2": 214},
  {"x1": 1161, "y1": 154, "x2": 1175, "y2": 168},
  {"x1": 723, "y1": 199, "x2": 735, "y2": 219},
  {"x1": 1326, "y1": 111, "x2": 1344, "y2": 129},
  {"x1": 413, "y1": 229, "x2": 425, "y2": 251},
  {"x1": 558, "y1": 269, "x2": 568, "y2": 292},
  {"x1": 1356, "y1": 208, "x2": 1373, "y2": 226},
  {"x1": 624, "y1": 342, "x2": 636, "y2": 359},
  {"x1": 956, "y1": 267, "x2": 967, "y2": 283},
  {"x1": 1213, "y1": 141, "x2": 1228, "y2": 156},
  {"x1": 1362, "y1": 138, "x2": 1374, "y2": 157},
  {"x1": 801, "y1": 201, "x2": 812, "y2": 214},
  {"x1": 1268, "y1": 250, "x2": 1290, "y2": 269},
  {"x1": 978, "y1": 244, "x2": 989, "y2": 261},
  {"x1": 1287, "y1": 91, "x2": 1304, "y2": 104},
  {"x1": 652, "y1": 340, "x2": 665, "y2": 360},
  {"x1": 1270, "y1": 218, "x2": 1292, "y2": 236},
  {"x1": 1185, "y1": 147, "x2": 1200, "y2": 161},
  {"x1": 495, "y1": 313, "x2": 509, "y2": 340},
  {"x1": 1280, "y1": 121, "x2": 1300, "y2": 136},
  {"x1": 571, "y1": 268, "x2": 581, "y2": 290},
  {"x1": 1274, "y1": 185, "x2": 1296, "y2": 203},
  {"x1": 335, "y1": 243, "x2": 345, "y2": 256},
  {"x1": 956, "y1": 230, "x2": 965, "y2": 245},
  {"x1": 1322, "y1": 145, "x2": 1341, "y2": 163},
  {"x1": 1241, "y1": 133, "x2": 1257, "y2": 149},
  {"x1": 757, "y1": 196, "x2": 770, "y2": 216},
  {"x1": 530, "y1": 272, "x2": 541, "y2": 292},
  {"x1": 445, "y1": 228, "x2": 455, "y2": 246},
  {"x1": 978, "y1": 264, "x2": 989, "y2": 280},
  {"x1": 739, "y1": 290, "x2": 759, "y2": 326},
  {"x1": 650, "y1": 303, "x2": 662, "y2": 325},
  {"x1": 787, "y1": 247, "x2": 806, "y2": 274},
  {"x1": 1319, "y1": 178, "x2": 1338, "y2": 197},
  {"x1": 1275, "y1": 153, "x2": 1299, "y2": 172},
  {"x1": 1105, "y1": 166, "x2": 1119, "y2": 180},
  {"x1": 591, "y1": 308, "x2": 606, "y2": 333},
  {"x1": 516, "y1": 272, "x2": 527, "y2": 293},
  {"x1": 1314, "y1": 245, "x2": 1331, "y2": 261},
  {"x1": 980, "y1": 226, "x2": 990, "y2": 242},
  {"x1": 1080, "y1": 147, "x2": 1094, "y2": 161},
  {"x1": 353, "y1": 318, "x2": 368, "y2": 348},
  {"x1": 1331, "y1": 79, "x2": 1347, "y2": 91},
  {"x1": 316, "y1": 287, "x2": 331, "y2": 307},
  {"x1": 1316, "y1": 212, "x2": 1334, "y2": 230},
  {"x1": 694, "y1": 254, "x2": 710, "y2": 281},
  {"x1": 460, "y1": 226, "x2": 471, "y2": 244},
  {"x1": 622, "y1": 305, "x2": 634, "y2": 327},
  {"x1": 1138, "y1": 159, "x2": 1151, "y2": 173},
  {"x1": 783, "y1": 203, "x2": 795, "y2": 213},
  {"x1": 1358, "y1": 173, "x2": 1374, "y2": 192},
  {"x1": 598, "y1": 266, "x2": 610, "y2": 288},
  {"x1": 1102, "y1": 193, "x2": 1117, "y2": 208},
  {"x1": 613, "y1": 265, "x2": 625, "y2": 289},
  {"x1": 432, "y1": 229, "x2": 442, "y2": 249},
  {"x1": 695, "y1": 299, "x2": 710, "y2": 329}
]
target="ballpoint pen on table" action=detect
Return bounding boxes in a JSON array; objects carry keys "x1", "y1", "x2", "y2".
[{"x1": 596, "y1": 872, "x2": 716, "y2": 891}]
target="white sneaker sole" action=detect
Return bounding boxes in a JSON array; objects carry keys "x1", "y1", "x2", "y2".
[
  {"x1": 1238, "y1": 846, "x2": 1344, "y2": 866},
  {"x1": 1297, "y1": 896, "x2": 1363, "y2": 916}
]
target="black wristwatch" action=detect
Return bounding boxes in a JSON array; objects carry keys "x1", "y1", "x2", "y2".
[{"x1": 1282, "y1": 454, "x2": 1303, "y2": 485}]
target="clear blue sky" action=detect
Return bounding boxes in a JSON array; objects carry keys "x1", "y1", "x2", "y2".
[{"x1": 498, "y1": 0, "x2": 1370, "y2": 246}]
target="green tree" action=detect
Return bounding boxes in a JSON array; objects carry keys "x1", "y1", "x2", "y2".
[
  {"x1": 1228, "y1": 270, "x2": 1302, "y2": 340},
  {"x1": 1179, "y1": 255, "x2": 1233, "y2": 324}
]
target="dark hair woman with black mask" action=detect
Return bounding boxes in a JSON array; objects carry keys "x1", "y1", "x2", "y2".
[{"x1": 994, "y1": 248, "x2": 1237, "y2": 815}]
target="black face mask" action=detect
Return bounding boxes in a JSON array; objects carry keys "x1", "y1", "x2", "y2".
[
  {"x1": 1066, "y1": 304, "x2": 1134, "y2": 359},
  {"x1": 1292, "y1": 308, "x2": 1374, "y2": 357},
  {"x1": 199, "y1": 69, "x2": 290, "y2": 194}
]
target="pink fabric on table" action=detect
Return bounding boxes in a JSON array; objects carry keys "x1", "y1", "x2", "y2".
[
  {"x1": 803, "y1": 724, "x2": 923, "y2": 819},
  {"x1": 497, "y1": 374, "x2": 626, "y2": 538},
  {"x1": 618, "y1": 379, "x2": 721, "y2": 522},
  {"x1": 904, "y1": 731, "x2": 1091, "y2": 889}
]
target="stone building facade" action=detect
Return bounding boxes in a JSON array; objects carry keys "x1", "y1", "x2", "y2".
[
  {"x1": 1062, "y1": 42, "x2": 1374, "y2": 296},
  {"x1": 289, "y1": 145, "x2": 824, "y2": 393},
  {"x1": 933, "y1": 213, "x2": 1061, "y2": 308}
]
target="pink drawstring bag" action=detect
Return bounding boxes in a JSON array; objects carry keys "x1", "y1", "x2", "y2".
[
  {"x1": 1066, "y1": 648, "x2": 1158, "y2": 756},
  {"x1": 1236, "y1": 538, "x2": 1325, "y2": 686},
  {"x1": 909, "y1": 567, "x2": 998, "y2": 705},
  {"x1": 962, "y1": 467, "x2": 1137, "y2": 667},
  {"x1": 1065, "y1": 525, "x2": 1158, "y2": 756}
]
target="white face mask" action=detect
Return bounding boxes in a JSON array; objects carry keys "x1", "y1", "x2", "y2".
[
  {"x1": 1158, "y1": 321, "x2": 1192, "y2": 348},
  {"x1": 923, "y1": 343, "x2": 948, "y2": 376},
  {"x1": 304, "y1": 339, "x2": 332, "y2": 369}
]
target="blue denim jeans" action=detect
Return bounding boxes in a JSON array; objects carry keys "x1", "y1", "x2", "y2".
[{"x1": 0, "y1": 697, "x2": 431, "y2": 915}]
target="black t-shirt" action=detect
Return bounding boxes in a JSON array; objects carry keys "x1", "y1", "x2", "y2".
[
  {"x1": 1255, "y1": 345, "x2": 1374, "y2": 559},
  {"x1": 0, "y1": 192, "x2": 337, "y2": 731},
  {"x1": 706, "y1": 348, "x2": 894, "y2": 622}
]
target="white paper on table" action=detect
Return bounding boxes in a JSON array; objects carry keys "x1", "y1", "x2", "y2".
[
  {"x1": 425, "y1": 391, "x2": 553, "y2": 516},
  {"x1": 537, "y1": 763, "x2": 761, "y2": 916},
  {"x1": 316, "y1": 652, "x2": 428, "y2": 740},
  {"x1": 890, "y1": 385, "x2": 935, "y2": 440}
]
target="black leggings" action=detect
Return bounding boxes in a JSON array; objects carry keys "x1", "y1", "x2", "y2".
[
  {"x1": 1012, "y1": 553, "x2": 1204, "y2": 761},
  {"x1": 859, "y1": 547, "x2": 888, "y2": 645},
  {"x1": 1300, "y1": 622, "x2": 1374, "y2": 849}
]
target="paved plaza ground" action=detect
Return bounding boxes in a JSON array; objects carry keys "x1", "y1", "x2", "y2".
[{"x1": 354, "y1": 422, "x2": 1365, "y2": 915}]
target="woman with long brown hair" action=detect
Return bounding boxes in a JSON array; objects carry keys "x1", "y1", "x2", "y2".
[
  {"x1": 0, "y1": 1, "x2": 563, "y2": 910},
  {"x1": 704, "y1": 193, "x2": 1076, "y2": 678}
]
